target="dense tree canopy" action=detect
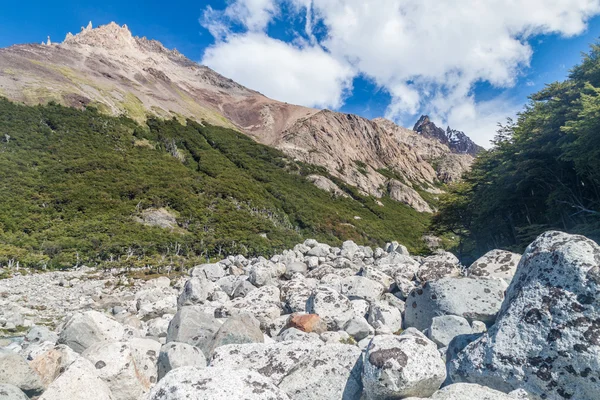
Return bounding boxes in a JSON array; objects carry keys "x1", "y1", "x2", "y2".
[
  {"x1": 0, "y1": 99, "x2": 430, "y2": 269},
  {"x1": 433, "y1": 44, "x2": 600, "y2": 261}
]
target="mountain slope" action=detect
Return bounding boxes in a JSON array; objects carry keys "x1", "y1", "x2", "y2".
[
  {"x1": 0, "y1": 22, "x2": 478, "y2": 211},
  {"x1": 413, "y1": 115, "x2": 484, "y2": 155},
  {"x1": 0, "y1": 99, "x2": 432, "y2": 269}
]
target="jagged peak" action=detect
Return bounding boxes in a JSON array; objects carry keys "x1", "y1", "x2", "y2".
[{"x1": 62, "y1": 21, "x2": 135, "y2": 49}]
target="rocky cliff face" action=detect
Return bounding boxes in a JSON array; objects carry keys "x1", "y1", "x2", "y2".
[
  {"x1": 0, "y1": 22, "x2": 479, "y2": 212},
  {"x1": 413, "y1": 115, "x2": 484, "y2": 156}
]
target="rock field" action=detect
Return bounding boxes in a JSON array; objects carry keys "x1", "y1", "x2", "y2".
[{"x1": 0, "y1": 231, "x2": 598, "y2": 399}]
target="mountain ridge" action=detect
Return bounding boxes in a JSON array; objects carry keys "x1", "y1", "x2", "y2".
[{"x1": 0, "y1": 21, "x2": 481, "y2": 212}]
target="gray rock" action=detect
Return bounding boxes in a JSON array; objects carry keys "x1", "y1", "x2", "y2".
[
  {"x1": 0, "y1": 350, "x2": 44, "y2": 397},
  {"x1": 367, "y1": 300, "x2": 403, "y2": 333},
  {"x1": 360, "y1": 266, "x2": 394, "y2": 291},
  {"x1": 29, "y1": 344, "x2": 80, "y2": 388},
  {"x1": 376, "y1": 252, "x2": 420, "y2": 279},
  {"x1": 166, "y1": 306, "x2": 221, "y2": 357},
  {"x1": 340, "y1": 276, "x2": 385, "y2": 302},
  {"x1": 208, "y1": 313, "x2": 263, "y2": 355},
  {"x1": 450, "y1": 231, "x2": 600, "y2": 399},
  {"x1": 385, "y1": 241, "x2": 410, "y2": 255},
  {"x1": 363, "y1": 332, "x2": 446, "y2": 399},
  {"x1": 23, "y1": 326, "x2": 58, "y2": 347},
  {"x1": 416, "y1": 252, "x2": 461, "y2": 283},
  {"x1": 210, "y1": 341, "x2": 318, "y2": 383},
  {"x1": 307, "y1": 244, "x2": 331, "y2": 258},
  {"x1": 404, "y1": 277, "x2": 508, "y2": 331},
  {"x1": 276, "y1": 327, "x2": 322, "y2": 343},
  {"x1": 278, "y1": 344, "x2": 363, "y2": 400},
  {"x1": 307, "y1": 286, "x2": 354, "y2": 330},
  {"x1": 58, "y1": 310, "x2": 127, "y2": 353},
  {"x1": 217, "y1": 285, "x2": 282, "y2": 327},
  {"x1": 280, "y1": 279, "x2": 313, "y2": 313},
  {"x1": 145, "y1": 366, "x2": 290, "y2": 400},
  {"x1": 468, "y1": 249, "x2": 521, "y2": 284},
  {"x1": 190, "y1": 263, "x2": 226, "y2": 281},
  {"x1": 177, "y1": 277, "x2": 213, "y2": 307},
  {"x1": 157, "y1": 342, "x2": 206, "y2": 381},
  {"x1": 403, "y1": 383, "x2": 517, "y2": 400},
  {"x1": 38, "y1": 357, "x2": 115, "y2": 400},
  {"x1": 428, "y1": 315, "x2": 473, "y2": 348},
  {"x1": 285, "y1": 262, "x2": 308, "y2": 279},
  {"x1": 445, "y1": 333, "x2": 483, "y2": 366},
  {"x1": 343, "y1": 316, "x2": 374, "y2": 341},
  {"x1": 231, "y1": 279, "x2": 256, "y2": 298},
  {"x1": 0, "y1": 384, "x2": 28, "y2": 400}
]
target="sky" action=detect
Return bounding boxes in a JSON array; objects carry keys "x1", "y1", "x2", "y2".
[{"x1": 2, "y1": 1, "x2": 600, "y2": 147}]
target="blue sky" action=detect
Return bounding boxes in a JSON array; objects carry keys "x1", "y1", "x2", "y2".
[{"x1": 2, "y1": 0, "x2": 600, "y2": 146}]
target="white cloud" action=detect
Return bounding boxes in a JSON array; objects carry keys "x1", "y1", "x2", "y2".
[
  {"x1": 201, "y1": 0, "x2": 600, "y2": 146},
  {"x1": 202, "y1": 33, "x2": 354, "y2": 109}
]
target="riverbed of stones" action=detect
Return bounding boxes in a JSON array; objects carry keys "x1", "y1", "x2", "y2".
[{"x1": 0, "y1": 231, "x2": 598, "y2": 400}]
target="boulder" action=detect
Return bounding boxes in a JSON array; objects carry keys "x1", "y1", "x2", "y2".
[
  {"x1": 280, "y1": 279, "x2": 313, "y2": 313},
  {"x1": 23, "y1": 326, "x2": 58, "y2": 347},
  {"x1": 288, "y1": 313, "x2": 328, "y2": 334},
  {"x1": 404, "y1": 277, "x2": 508, "y2": 331},
  {"x1": 190, "y1": 263, "x2": 226, "y2": 281},
  {"x1": 307, "y1": 286, "x2": 354, "y2": 330},
  {"x1": 285, "y1": 262, "x2": 308, "y2": 279},
  {"x1": 217, "y1": 286, "x2": 282, "y2": 327},
  {"x1": 276, "y1": 327, "x2": 322, "y2": 343},
  {"x1": 363, "y1": 331, "x2": 446, "y2": 399},
  {"x1": 157, "y1": 342, "x2": 206, "y2": 381},
  {"x1": 340, "y1": 276, "x2": 385, "y2": 302},
  {"x1": 367, "y1": 300, "x2": 403, "y2": 333},
  {"x1": 82, "y1": 339, "x2": 160, "y2": 400},
  {"x1": 416, "y1": 252, "x2": 461, "y2": 283},
  {"x1": 209, "y1": 341, "x2": 318, "y2": 383},
  {"x1": 136, "y1": 287, "x2": 178, "y2": 320},
  {"x1": 176, "y1": 277, "x2": 213, "y2": 307},
  {"x1": 427, "y1": 315, "x2": 474, "y2": 348},
  {"x1": 468, "y1": 249, "x2": 521, "y2": 283},
  {"x1": 403, "y1": 383, "x2": 517, "y2": 400},
  {"x1": 278, "y1": 344, "x2": 363, "y2": 400},
  {"x1": 343, "y1": 316, "x2": 374, "y2": 341},
  {"x1": 0, "y1": 384, "x2": 28, "y2": 400},
  {"x1": 38, "y1": 357, "x2": 115, "y2": 400},
  {"x1": 208, "y1": 313, "x2": 263, "y2": 355},
  {"x1": 166, "y1": 306, "x2": 221, "y2": 357},
  {"x1": 360, "y1": 266, "x2": 395, "y2": 291},
  {"x1": 231, "y1": 279, "x2": 256, "y2": 298},
  {"x1": 145, "y1": 366, "x2": 290, "y2": 400},
  {"x1": 450, "y1": 232, "x2": 600, "y2": 399},
  {"x1": 30, "y1": 344, "x2": 79, "y2": 388},
  {"x1": 376, "y1": 253, "x2": 420, "y2": 279},
  {"x1": 0, "y1": 350, "x2": 44, "y2": 397},
  {"x1": 57, "y1": 310, "x2": 127, "y2": 353}
]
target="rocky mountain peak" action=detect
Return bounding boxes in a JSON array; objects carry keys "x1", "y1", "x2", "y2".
[
  {"x1": 413, "y1": 115, "x2": 483, "y2": 155},
  {"x1": 63, "y1": 21, "x2": 136, "y2": 50}
]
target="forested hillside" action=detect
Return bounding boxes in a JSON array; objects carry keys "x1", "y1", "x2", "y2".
[
  {"x1": 433, "y1": 44, "x2": 600, "y2": 260},
  {"x1": 0, "y1": 99, "x2": 430, "y2": 269}
]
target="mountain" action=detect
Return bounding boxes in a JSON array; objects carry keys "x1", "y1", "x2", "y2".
[
  {"x1": 413, "y1": 115, "x2": 484, "y2": 155},
  {"x1": 0, "y1": 22, "x2": 479, "y2": 212}
]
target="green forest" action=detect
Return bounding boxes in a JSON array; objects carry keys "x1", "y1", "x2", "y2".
[
  {"x1": 0, "y1": 98, "x2": 430, "y2": 269},
  {"x1": 433, "y1": 44, "x2": 600, "y2": 261}
]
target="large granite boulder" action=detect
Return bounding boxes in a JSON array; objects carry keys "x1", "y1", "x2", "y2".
[
  {"x1": 450, "y1": 231, "x2": 600, "y2": 400},
  {"x1": 404, "y1": 277, "x2": 508, "y2": 331},
  {"x1": 57, "y1": 310, "x2": 127, "y2": 354},
  {"x1": 468, "y1": 249, "x2": 521, "y2": 283}
]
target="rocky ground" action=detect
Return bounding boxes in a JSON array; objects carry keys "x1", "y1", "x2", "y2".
[{"x1": 0, "y1": 231, "x2": 598, "y2": 399}]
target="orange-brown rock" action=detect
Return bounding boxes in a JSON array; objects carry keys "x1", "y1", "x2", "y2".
[{"x1": 288, "y1": 314, "x2": 328, "y2": 334}]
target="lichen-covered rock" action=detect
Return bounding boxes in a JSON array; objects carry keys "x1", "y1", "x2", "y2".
[
  {"x1": 285, "y1": 262, "x2": 308, "y2": 279},
  {"x1": 468, "y1": 249, "x2": 521, "y2": 284},
  {"x1": 450, "y1": 232, "x2": 600, "y2": 400},
  {"x1": 367, "y1": 300, "x2": 403, "y2": 333},
  {"x1": 176, "y1": 277, "x2": 213, "y2": 307},
  {"x1": 340, "y1": 276, "x2": 385, "y2": 302},
  {"x1": 39, "y1": 357, "x2": 115, "y2": 400},
  {"x1": 208, "y1": 313, "x2": 263, "y2": 355},
  {"x1": 0, "y1": 350, "x2": 44, "y2": 397},
  {"x1": 427, "y1": 315, "x2": 474, "y2": 348},
  {"x1": 57, "y1": 310, "x2": 127, "y2": 353},
  {"x1": 307, "y1": 286, "x2": 354, "y2": 330},
  {"x1": 82, "y1": 339, "x2": 160, "y2": 400},
  {"x1": 145, "y1": 366, "x2": 290, "y2": 400},
  {"x1": 217, "y1": 286, "x2": 282, "y2": 327},
  {"x1": 278, "y1": 344, "x2": 363, "y2": 400},
  {"x1": 280, "y1": 279, "x2": 314, "y2": 313},
  {"x1": 344, "y1": 316, "x2": 374, "y2": 341},
  {"x1": 363, "y1": 331, "x2": 446, "y2": 399},
  {"x1": 0, "y1": 384, "x2": 28, "y2": 400},
  {"x1": 404, "y1": 277, "x2": 507, "y2": 331},
  {"x1": 376, "y1": 253, "x2": 420, "y2": 279},
  {"x1": 209, "y1": 342, "x2": 318, "y2": 384},
  {"x1": 157, "y1": 342, "x2": 206, "y2": 381},
  {"x1": 166, "y1": 306, "x2": 221, "y2": 357},
  {"x1": 403, "y1": 383, "x2": 517, "y2": 400},
  {"x1": 190, "y1": 263, "x2": 226, "y2": 282},
  {"x1": 416, "y1": 252, "x2": 461, "y2": 283}
]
